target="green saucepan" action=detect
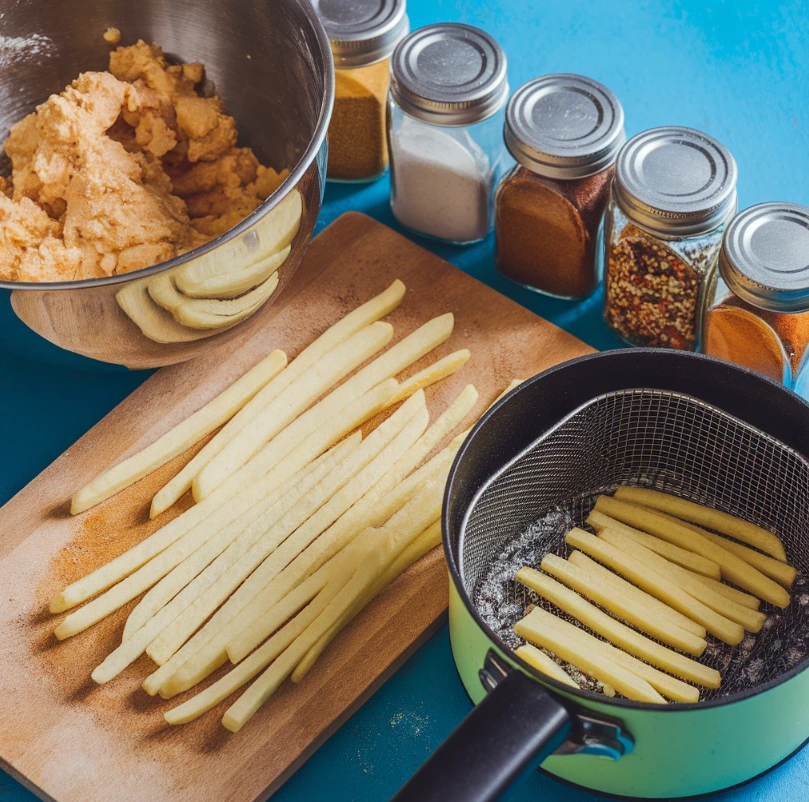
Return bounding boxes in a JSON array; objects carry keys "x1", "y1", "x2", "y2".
[{"x1": 393, "y1": 349, "x2": 809, "y2": 801}]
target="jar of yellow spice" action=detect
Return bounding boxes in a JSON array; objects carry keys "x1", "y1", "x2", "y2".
[
  {"x1": 315, "y1": 0, "x2": 409, "y2": 182},
  {"x1": 704, "y1": 202, "x2": 809, "y2": 396}
]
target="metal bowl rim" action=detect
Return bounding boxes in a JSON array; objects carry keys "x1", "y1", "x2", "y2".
[{"x1": 0, "y1": 0, "x2": 335, "y2": 292}]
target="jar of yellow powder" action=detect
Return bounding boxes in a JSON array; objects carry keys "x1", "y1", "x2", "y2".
[
  {"x1": 315, "y1": 0, "x2": 409, "y2": 183},
  {"x1": 704, "y1": 202, "x2": 809, "y2": 395}
]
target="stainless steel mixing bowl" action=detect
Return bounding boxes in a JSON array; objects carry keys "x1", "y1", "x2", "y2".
[{"x1": 0, "y1": 0, "x2": 333, "y2": 368}]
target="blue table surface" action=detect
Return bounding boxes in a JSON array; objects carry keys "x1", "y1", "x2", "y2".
[{"x1": 2, "y1": 1, "x2": 808, "y2": 799}]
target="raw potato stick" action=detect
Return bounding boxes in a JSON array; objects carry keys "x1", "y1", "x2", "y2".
[
  {"x1": 567, "y1": 551, "x2": 707, "y2": 638},
  {"x1": 166, "y1": 550, "x2": 372, "y2": 728},
  {"x1": 613, "y1": 486, "x2": 787, "y2": 561},
  {"x1": 150, "y1": 280, "x2": 406, "y2": 517},
  {"x1": 146, "y1": 394, "x2": 428, "y2": 664},
  {"x1": 595, "y1": 496, "x2": 790, "y2": 608},
  {"x1": 594, "y1": 511, "x2": 761, "y2": 614},
  {"x1": 162, "y1": 475, "x2": 445, "y2": 700},
  {"x1": 587, "y1": 510, "x2": 720, "y2": 579},
  {"x1": 122, "y1": 450, "x2": 326, "y2": 640},
  {"x1": 492, "y1": 378, "x2": 524, "y2": 405},
  {"x1": 522, "y1": 607, "x2": 700, "y2": 702},
  {"x1": 597, "y1": 528, "x2": 766, "y2": 633},
  {"x1": 566, "y1": 528, "x2": 745, "y2": 645},
  {"x1": 227, "y1": 441, "x2": 458, "y2": 663},
  {"x1": 186, "y1": 320, "x2": 393, "y2": 499},
  {"x1": 539, "y1": 554, "x2": 706, "y2": 656},
  {"x1": 229, "y1": 561, "x2": 332, "y2": 667},
  {"x1": 385, "y1": 350, "x2": 470, "y2": 406},
  {"x1": 122, "y1": 439, "x2": 356, "y2": 640},
  {"x1": 163, "y1": 566, "x2": 351, "y2": 724},
  {"x1": 514, "y1": 644, "x2": 580, "y2": 689},
  {"x1": 54, "y1": 379, "x2": 397, "y2": 629},
  {"x1": 685, "y1": 570, "x2": 761, "y2": 610},
  {"x1": 90, "y1": 446, "x2": 355, "y2": 683},
  {"x1": 52, "y1": 326, "x2": 392, "y2": 614},
  {"x1": 221, "y1": 481, "x2": 444, "y2": 731},
  {"x1": 71, "y1": 350, "x2": 287, "y2": 515},
  {"x1": 515, "y1": 608, "x2": 666, "y2": 704},
  {"x1": 224, "y1": 386, "x2": 477, "y2": 662},
  {"x1": 139, "y1": 379, "x2": 399, "y2": 693},
  {"x1": 147, "y1": 381, "x2": 474, "y2": 694},
  {"x1": 147, "y1": 392, "x2": 425, "y2": 692},
  {"x1": 202, "y1": 397, "x2": 433, "y2": 657},
  {"x1": 653, "y1": 511, "x2": 796, "y2": 590},
  {"x1": 516, "y1": 567, "x2": 713, "y2": 693},
  {"x1": 189, "y1": 320, "x2": 393, "y2": 498},
  {"x1": 701, "y1": 532, "x2": 797, "y2": 590},
  {"x1": 194, "y1": 313, "x2": 454, "y2": 499},
  {"x1": 291, "y1": 519, "x2": 443, "y2": 682},
  {"x1": 227, "y1": 521, "x2": 385, "y2": 665},
  {"x1": 56, "y1": 432, "x2": 362, "y2": 642}
]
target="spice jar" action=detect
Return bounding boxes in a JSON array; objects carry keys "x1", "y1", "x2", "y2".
[
  {"x1": 495, "y1": 74, "x2": 625, "y2": 299},
  {"x1": 603, "y1": 127, "x2": 738, "y2": 350},
  {"x1": 315, "y1": 0, "x2": 409, "y2": 182},
  {"x1": 704, "y1": 202, "x2": 809, "y2": 392},
  {"x1": 388, "y1": 23, "x2": 508, "y2": 244}
]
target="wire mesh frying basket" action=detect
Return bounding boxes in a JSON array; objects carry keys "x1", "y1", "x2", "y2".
[{"x1": 461, "y1": 388, "x2": 809, "y2": 702}]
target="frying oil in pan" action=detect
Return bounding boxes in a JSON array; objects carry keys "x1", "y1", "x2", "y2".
[{"x1": 473, "y1": 491, "x2": 809, "y2": 702}]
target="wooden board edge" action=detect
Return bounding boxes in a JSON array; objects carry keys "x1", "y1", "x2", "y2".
[{"x1": 256, "y1": 610, "x2": 448, "y2": 802}]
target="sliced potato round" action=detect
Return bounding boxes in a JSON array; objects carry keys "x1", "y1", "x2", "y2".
[
  {"x1": 175, "y1": 189, "x2": 302, "y2": 293},
  {"x1": 147, "y1": 273, "x2": 187, "y2": 315},
  {"x1": 176, "y1": 245, "x2": 290, "y2": 300},
  {"x1": 115, "y1": 278, "x2": 216, "y2": 344},
  {"x1": 174, "y1": 273, "x2": 279, "y2": 330}
]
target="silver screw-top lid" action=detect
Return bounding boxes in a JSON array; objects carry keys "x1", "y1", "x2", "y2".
[
  {"x1": 390, "y1": 23, "x2": 508, "y2": 126},
  {"x1": 719, "y1": 202, "x2": 809, "y2": 312},
  {"x1": 615, "y1": 126, "x2": 738, "y2": 236},
  {"x1": 314, "y1": 0, "x2": 409, "y2": 68},
  {"x1": 504, "y1": 74, "x2": 625, "y2": 180}
]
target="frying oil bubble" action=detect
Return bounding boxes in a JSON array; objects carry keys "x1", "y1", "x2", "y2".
[{"x1": 473, "y1": 498, "x2": 807, "y2": 701}]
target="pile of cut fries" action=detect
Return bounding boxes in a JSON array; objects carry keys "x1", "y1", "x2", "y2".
[
  {"x1": 514, "y1": 488, "x2": 796, "y2": 703},
  {"x1": 53, "y1": 280, "x2": 519, "y2": 732}
]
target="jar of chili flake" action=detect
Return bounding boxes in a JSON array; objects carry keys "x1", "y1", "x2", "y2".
[
  {"x1": 704, "y1": 202, "x2": 809, "y2": 394},
  {"x1": 495, "y1": 74, "x2": 625, "y2": 299},
  {"x1": 603, "y1": 127, "x2": 738, "y2": 350},
  {"x1": 315, "y1": 0, "x2": 409, "y2": 183}
]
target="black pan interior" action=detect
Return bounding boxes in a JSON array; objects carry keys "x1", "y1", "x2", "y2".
[{"x1": 445, "y1": 350, "x2": 809, "y2": 703}]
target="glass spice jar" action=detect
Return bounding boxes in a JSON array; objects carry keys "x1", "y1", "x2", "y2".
[
  {"x1": 704, "y1": 202, "x2": 809, "y2": 393},
  {"x1": 315, "y1": 0, "x2": 409, "y2": 183},
  {"x1": 603, "y1": 127, "x2": 738, "y2": 350},
  {"x1": 495, "y1": 74, "x2": 625, "y2": 300},
  {"x1": 388, "y1": 23, "x2": 508, "y2": 245}
]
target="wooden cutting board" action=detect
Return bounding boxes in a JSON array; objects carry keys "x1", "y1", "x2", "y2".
[{"x1": 0, "y1": 213, "x2": 592, "y2": 802}]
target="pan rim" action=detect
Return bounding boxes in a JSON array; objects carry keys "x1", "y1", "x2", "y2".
[{"x1": 443, "y1": 349, "x2": 809, "y2": 714}]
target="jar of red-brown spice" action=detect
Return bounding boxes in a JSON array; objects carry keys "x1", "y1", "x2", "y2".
[
  {"x1": 315, "y1": 0, "x2": 409, "y2": 183},
  {"x1": 495, "y1": 75, "x2": 625, "y2": 299},
  {"x1": 604, "y1": 127, "x2": 738, "y2": 350},
  {"x1": 704, "y1": 202, "x2": 809, "y2": 394}
]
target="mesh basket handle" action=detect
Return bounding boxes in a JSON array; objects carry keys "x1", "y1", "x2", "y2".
[{"x1": 391, "y1": 667, "x2": 571, "y2": 802}]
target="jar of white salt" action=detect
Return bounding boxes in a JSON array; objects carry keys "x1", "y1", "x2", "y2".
[{"x1": 388, "y1": 23, "x2": 508, "y2": 244}]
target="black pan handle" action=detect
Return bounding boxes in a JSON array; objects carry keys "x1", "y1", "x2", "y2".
[{"x1": 390, "y1": 666, "x2": 571, "y2": 802}]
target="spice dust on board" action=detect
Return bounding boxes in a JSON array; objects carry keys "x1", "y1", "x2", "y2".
[{"x1": 30, "y1": 435, "x2": 225, "y2": 749}]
